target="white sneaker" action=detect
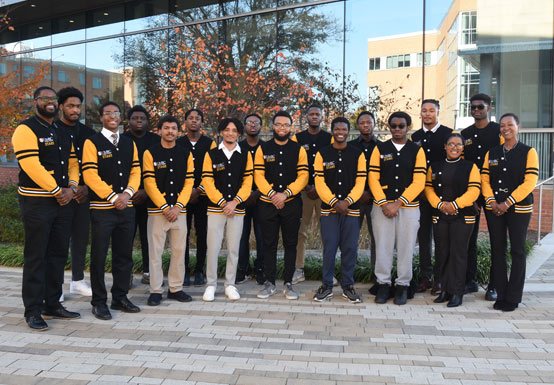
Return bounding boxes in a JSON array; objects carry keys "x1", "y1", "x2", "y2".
[
  {"x1": 202, "y1": 286, "x2": 216, "y2": 302},
  {"x1": 59, "y1": 292, "x2": 64, "y2": 303},
  {"x1": 225, "y1": 285, "x2": 240, "y2": 301},
  {"x1": 70, "y1": 279, "x2": 93, "y2": 296}
]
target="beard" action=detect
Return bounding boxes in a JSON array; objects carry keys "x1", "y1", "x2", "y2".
[
  {"x1": 273, "y1": 130, "x2": 290, "y2": 142},
  {"x1": 37, "y1": 105, "x2": 59, "y2": 119}
]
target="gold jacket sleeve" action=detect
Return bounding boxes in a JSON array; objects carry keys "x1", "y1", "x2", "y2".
[
  {"x1": 12, "y1": 124, "x2": 60, "y2": 195},
  {"x1": 176, "y1": 153, "x2": 194, "y2": 208},
  {"x1": 200, "y1": 152, "x2": 225, "y2": 206},
  {"x1": 424, "y1": 165, "x2": 441, "y2": 208},
  {"x1": 234, "y1": 152, "x2": 253, "y2": 204},
  {"x1": 480, "y1": 151, "x2": 494, "y2": 203},
  {"x1": 314, "y1": 151, "x2": 336, "y2": 206},
  {"x1": 210, "y1": 140, "x2": 216, "y2": 150},
  {"x1": 142, "y1": 149, "x2": 168, "y2": 211},
  {"x1": 82, "y1": 139, "x2": 116, "y2": 200},
  {"x1": 290, "y1": 134, "x2": 298, "y2": 143},
  {"x1": 284, "y1": 146, "x2": 308, "y2": 197},
  {"x1": 345, "y1": 153, "x2": 367, "y2": 205},
  {"x1": 368, "y1": 146, "x2": 386, "y2": 205},
  {"x1": 398, "y1": 147, "x2": 426, "y2": 206},
  {"x1": 454, "y1": 163, "x2": 481, "y2": 209},
  {"x1": 253, "y1": 146, "x2": 274, "y2": 197},
  {"x1": 126, "y1": 142, "x2": 141, "y2": 195},
  {"x1": 68, "y1": 143, "x2": 79, "y2": 186},
  {"x1": 507, "y1": 148, "x2": 539, "y2": 205}
]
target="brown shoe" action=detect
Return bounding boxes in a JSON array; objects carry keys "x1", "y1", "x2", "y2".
[
  {"x1": 431, "y1": 282, "x2": 442, "y2": 295},
  {"x1": 415, "y1": 278, "x2": 432, "y2": 293}
]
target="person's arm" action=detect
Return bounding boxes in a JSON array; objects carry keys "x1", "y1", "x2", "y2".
[
  {"x1": 480, "y1": 151, "x2": 495, "y2": 205},
  {"x1": 234, "y1": 152, "x2": 254, "y2": 204},
  {"x1": 82, "y1": 139, "x2": 117, "y2": 202},
  {"x1": 200, "y1": 153, "x2": 225, "y2": 207},
  {"x1": 142, "y1": 149, "x2": 169, "y2": 211},
  {"x1": 313, "y1": 152, "x2": 337, "y2": 206},
  {"x1": 344, "y1": 153, "x2": 367, "y2": 205},
  {"x1": 398, "y1": 147, "x2": 426, "y2": 206},
  {"x1": 12, "y1": 124, "x2": 61, "y2": 195},
  {"x1": 368, "y1": 147, "x2": 386, "y2": 206},
  {"x1": 68, "y1": 143, "x2": 79, "y2": 187},
  {"x1": 284, "y1": 146, "x2": 309, "y2": 198},
  {"x1": 424, "y1": 165, "x2": 441, "y2": 208},
  {"x1": 253, "y1": 146, "x2": 274, "y2": 197},
  {"x1": 506, "y1": 148, "x2": 539, "y2": 205},
  {"x1": 453, "y1": 163, "x2": 481, "y2": 209},
  {"x1": 176, "y1": 152, "x2": 195, "y2": 209},
  {"x1": 123, "y1": 142, "x2": 141, "y2": 199}
]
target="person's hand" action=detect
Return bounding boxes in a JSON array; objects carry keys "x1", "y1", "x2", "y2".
[
  {"x1": 358, "y1": 191, "x2": 371, "y2": 205},
  {"x1": 56, "y1": 187, "x2": 74, "y2": 206},
  {"x1": 164, "y1": 206, "x2": 180, "y2": 222},
  {"x1": 441, "y1": 202, "x2": 458, "y2": 215},
  {"x1": 189, "y1": 187, "x2": 201, "y2": 204},
  {"x1": 74, "y1": 185, "x2": 89, "y2": 204},
  {"x1": 114, "y1": 192, "x2": 130, "y2": 210},
  {"x1": 306, "y1": 185, "x2": 318, "y2": 200},
  {"x1": 382, "y1": 201, "x2": 401, "y2": 218},
  {"x1": 132, "y1": 189, "x2": 147, "y2": 205},
  {"x1": 334, "y1": 200, "x2": 349, "y2": 215},
  {"x1": 489, "y1": 201, "x2": 504, "y2": 216},
  {"x1": 245, "y1": 190, "x2": 261, "y2": 206},
  {"x1": 271, "y1": 192, "x2": 286, "y2": 210},
  {"x1": 495, "y1": 201, "x2": 510, "y2": 216},
  {"x1": 223, "y1": 200, "x2": 238, "y2": 217}
]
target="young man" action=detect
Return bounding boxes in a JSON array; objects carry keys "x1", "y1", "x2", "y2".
[
  {"x1": 82, "y1": 101, "x2": 141, "y2": 320},
  {"x1": 313, "y1": 117, "x2": 366, "y2": 303},
  {"x1": 176, "y1": 109, "x2": 216, "y2": 287},
  {"x1": 410, "y1": 99, "x2": 453, "y2": 295},
  {"x1": 13, "y1": 86, "x2": 80, "y2": 331},
  {"x1": 290, "y1": 104, "x2": 332, "y2": 284},
  {"x1": 254, "y1": 110, "x2": 308, "y2": 300},
  {"x1": 348, "y1": 111, "x2": 380, "y2": 277},
  {"x1": 56, "y1": 87, "x2": 96, "y2": 298},
  {"x1": 369, "y1": 111, "x2": 426, "y2": 305},
  {"x1": 461, "y1": 93, "x2": 502, "y2": 301},
  {"x1": 123, "y1": 105, "x2": 160, "y2": 286},
  {"x1": 143, "y1": 115, "x2": 194, "y2": 306},
  {"x1": 237, "y1": 113, "x2": 265, "y2": 284},
  {"x1": 200, "y1": 118, "x2": 253, "y2": 302}
]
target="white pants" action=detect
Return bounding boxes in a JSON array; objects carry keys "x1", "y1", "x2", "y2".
[
  {"x1": 147, "y1": 214, "x2": 187, "y2": 294},
  {"x1": 206, "y1": 213, "x2": 244, "y2": 288},
  {"x1": 371, "y1": 206, "x2": 420, "y2": 286}
]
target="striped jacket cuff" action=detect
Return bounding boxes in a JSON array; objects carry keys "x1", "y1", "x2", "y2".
[{"x1": 398, "y1": 196, "x2": 409, "y2": 206}]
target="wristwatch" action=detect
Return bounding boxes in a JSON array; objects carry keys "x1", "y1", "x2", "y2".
[{"x1": 70, "y1": 185, "x2": 78, "y2": 194}]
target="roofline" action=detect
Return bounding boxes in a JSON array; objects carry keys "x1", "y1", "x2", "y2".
[{"x1": 368, "y1": 30, "x2": 439, "y2": 42}]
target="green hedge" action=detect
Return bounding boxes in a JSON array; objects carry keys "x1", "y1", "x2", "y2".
[{"x1": 0, "y1": 185, "x2": 24, "y2": 243}]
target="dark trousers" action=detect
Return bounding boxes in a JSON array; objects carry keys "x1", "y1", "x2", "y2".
[
  {"x1": 433, "y1": 216, "x2": 474, "y2": 296},
  {"x1": 238, "y1": 201, "x2": 264, "y2": 274},
  {"x1": 485, "y1": 209, "x2": 531, "y2": 304},
  {"x1": 90, "y1": 207, "x2": 135, "y2": 306},
  {"x1": 185, "y1": 195, "x2": 208, "y2": 274},
  {"x1": 19, "y1": 196, "x2": 73, "y2": 317},
  {"x1": 418, "y1": 199, "x2": 436, "y2": 280},
  {"x1": 133, "y1": 203, "x2": 149, "y2": 273},
  {"x1": 258, "y1": 197, "x2": 302, "y2": 285},
  {"x1": 467, "y1": 202, "x2": 494, "y2": 286},
  {"x1": 321, "y1": 213, "x2": 360, "y2": 288},
  {"x1": 359, "y1": 203, "x2": 376, "y2": 271},
  {"x1": 69, "y1": 198, "x2": 90, "y2": 281}
]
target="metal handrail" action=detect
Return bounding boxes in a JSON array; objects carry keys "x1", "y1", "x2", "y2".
[{"x1": 536, "y1": 176, "x2": 554, "y2": 245}]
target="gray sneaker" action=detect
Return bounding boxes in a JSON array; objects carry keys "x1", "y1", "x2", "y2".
[
  {"x1": 283, "y1": 282, "x2": 299, "y2": 300},
  {"x1": 257, "y1": 282, "x2": 277, "y2": 299},
  {"x1": 292, "y1": 268, "x2": 305, "y2": 284},
  {"x1": 332, "y1": 276, "x2": 339, "y2": 287}
]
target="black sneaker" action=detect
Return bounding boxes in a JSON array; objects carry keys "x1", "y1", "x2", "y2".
[
  {"x1": 194, "y1": 272, "x2": 206, "y2": 286},
  {"x1": 394, "y1": 285, "x2": 408, "y2": 305},
  {"x1": 168, "y1": 290, "x2": 192, "y2": 302},
  {"x1": 313, "y1": 285, "x2": 333, "y2": 302},
  {"x1": 147, "y1": 293, "x2": 162, "y2": 306},
  {"x1": 464, "y1": 280, "x2": 479, "y2": 294},
  {"x1": 342, "y1": 286, "x2": 361, "y2": 303},
  {"x1": 375, "y1": 283, "x2": 390, "y2": 304}
]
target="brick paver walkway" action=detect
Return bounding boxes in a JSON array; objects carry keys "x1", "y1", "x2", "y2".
[{"x1": 1, "y1": 251, "x2": 554, "y2": 385}]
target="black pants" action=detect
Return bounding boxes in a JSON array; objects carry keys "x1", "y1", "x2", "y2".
[
  {"x1": 485, "y1": 209, "x2": 531, "y2": 304},
  {"x1": 418, "y1": 199, "x2": 436, "y2": 280},
  {"x1": 258, "y1": 197, "x2": 302, "y2": 285},
  {"x1": 185, "y1": 195, "x2": 208, "y2": 274},
  {"x1": 133, "y1": 202, "x2": 149, "y2": 273},
  {"x1": 19, "y1": 196, "x2": 73, "y2": 317},
  {"x1": 238, "y1": 201, "x2": 264, "y2": 274},
  {"x1": 359, "y1": 203, "x2": 376, "y2": 271},
  {"x1": 433, "y1": 216, "x2": 474, "y2": 296},
  {"x1": 69, "y1": 198, "x2": 90, "y2": 281},
  {"x1": 90, "y1": 207, "x2": 135, "y2": 306}
]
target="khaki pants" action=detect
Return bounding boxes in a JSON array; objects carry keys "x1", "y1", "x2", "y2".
[
  {"x1": 147, "y1": 214, "x2": 187, "y2": 294},
  {"x1": 296, "y1": 191, "x2": 322, "y2": 268}
]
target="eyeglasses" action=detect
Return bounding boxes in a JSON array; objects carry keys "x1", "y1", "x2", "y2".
[
  {"x1": 389, "y1": 124, "x2": 406, "y2": 129},
  {"x1": 470, "y1": 104, "x2": 486, "y2": 110},
  {"x1": 273, "y1": 123, "x2": 292, "y2": 129},
  {"x1": 103, "y1": 111, "x2": 121, "y2": 117},
  {"x1": 446, "y1": 143, "x2": 464, "y2": 149},
  {"x1": 246, "y1": 120, "x2": 261, "y2": 126},
  {"x1": 35, "y1": 96, "x2": 58, "y2": 103}
]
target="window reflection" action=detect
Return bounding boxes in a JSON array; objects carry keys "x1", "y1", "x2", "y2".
[
  {"x1": 86, "y1": 5, "x2": 125, "y2": 39},
  {"x1": 52, "y1": 13, "x2": 86, "y2": 45}
]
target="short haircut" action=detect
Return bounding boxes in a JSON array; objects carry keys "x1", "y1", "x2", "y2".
[
  {"x1": 445, "y1": 133, "x2": 464, "y2": 144},
  {"x1": 157, "y1": 115, "x2": 181, "y2": 131},
  {"x1": 272, "y1": 110, "x2": 293, "y2": 124},
  {"x1": 421, "y1": 99, "x2": 440, "y2": 109},
  {"x1": 185, "y1": 108, "x2": 204, "y2": 122},
  {"x1": 127, "y1": 105, "x2": 150, "y2": 121},
  {"x1": 244, "y1": 113, "x2": 262, "y2": 125},
  {"x1": 388, "y1": 111, "x2": 412, "y2": 127},
  {"x1": 34, "y1": 86, "x2": 56, "y2": 99},
  {"x1": 98, "y1": 101, "x2": 120, "y2": 116},
  {"x1": 217, "y1": 117, "x2": 244, "y2": 135},
  {"x1": 499, "y1": 112, "x2": 519, "y2": 125},
  {"x1": 469, "y1": 93, "x2": 492, "y2": 105},
  {"x1": 57, "y1": 87, "x2": 83, "y2": 104},
  {"x1": 356, "y1": 110, "x2": 375, "y2": 124},
  {"x1": 331, "y1": 117, "x2": 350, "y2": 131},
  {"x1": 306, "y1": 103, "x2": 323, "y2": 113}
]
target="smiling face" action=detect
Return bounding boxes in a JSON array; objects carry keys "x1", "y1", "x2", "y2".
[
  {"x1": 445, "y1": 136, "x2": 464, "y2": 160},
  {"x1": 100, "y1": 104, "x2": 121, "y2": 132},
  {"x1": 160, "y1": 121, "x2": 178, "y2": 145},
  {"x1": 500, "y1": 115, "x2": 519, "y2": 142},
  {"x1": 389, "y1": 117, "x2": 408, "y2": 142},
  {"x1": 331, "y1": 122, "x2": 349, "y2": 144},
  {"x1": 221, "y1": 122, "x2": 239, "y2": 145},
  {"x1": 35, "y1": 89, "x2": 59, "y2": 119},
  {"x1": 60, "y1": 96, "x2": 81, "y2": 123},
  {"x1": 420, "y1": 102, "x2": 439, "y2": 127}
]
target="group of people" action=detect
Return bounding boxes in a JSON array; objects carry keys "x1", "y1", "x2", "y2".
[{"x1": 12, "y1": 85, "x2": 538, "y2": 332}]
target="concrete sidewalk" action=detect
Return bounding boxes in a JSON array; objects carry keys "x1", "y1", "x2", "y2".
[{"x1": 0, "y1": 243, "x2": 553, "y2": 384}]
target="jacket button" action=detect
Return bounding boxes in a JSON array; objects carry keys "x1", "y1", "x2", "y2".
[
  {"x1": 228, "y1": 184, "x2": 231, "y2": 187},
  {"x1": 170, "y1": 181, "x2": 174, "y2": 184},
  {"x1": 119, "y1": 173, "x2": 123, "y2": 176}
]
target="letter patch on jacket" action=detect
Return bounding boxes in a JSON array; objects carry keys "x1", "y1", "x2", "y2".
[
  {"x1": 381, "y1": 153, "x2": 394, "y2": 162},
  {"x1": 98, "y1": 150, "x2": 112, "y2": 159},
  {"x1": 39, "y1": 136, "x2": 55, "y2": 146},
  {"x1": 154, "y1": 160, "x2": 167, "y2": 169},
  {"x1": 464, "y1": 138, "x2": 473, "y2": 146},
  {"x1": 264, "y1": 154, "x2": 275, "y2": 162},
  {"x1": 213, "y1": 162, "x2": 226, "y2": 171},
  {"x1": 488, "y1": 158, "x2": 499, "y2": 167},
  {"x1": 323, "y1": 161, "x2": 335, "y2": 170}
]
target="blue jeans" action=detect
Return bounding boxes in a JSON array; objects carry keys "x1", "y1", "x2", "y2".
[{"x1": 320, "y1": 214, "x2": 360, "y2": 288}]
